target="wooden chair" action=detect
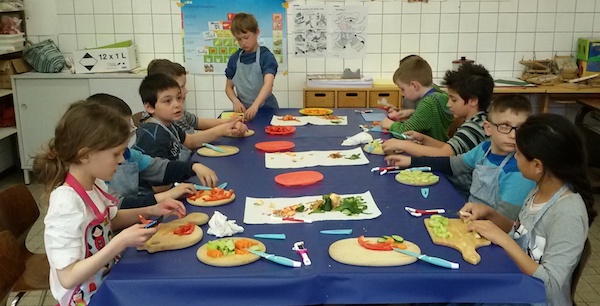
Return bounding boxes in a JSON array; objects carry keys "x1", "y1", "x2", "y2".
[
  {"x1": 0, "y1": 184, "x2": 50, "y2": 306},
  {"x1": 0, "y1": 230, "x2": 25, "y2": 306},
  {"x1": 132, "y1": 111, "x2": 144, "y2": 128},
  {"x1": 572, "y1": 238, "x2": 592, "y2": 305}
]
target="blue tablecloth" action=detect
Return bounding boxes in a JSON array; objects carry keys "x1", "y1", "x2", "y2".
[{"x1": 90, "y1": 109, "x2": 545, "y2": 305}]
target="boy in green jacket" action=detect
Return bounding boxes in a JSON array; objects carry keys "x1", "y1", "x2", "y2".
[{"x1": 381, "y1": 55, "x2": 453, "y2": 142}]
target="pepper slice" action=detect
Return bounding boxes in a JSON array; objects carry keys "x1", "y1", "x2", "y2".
[
  {"x1": 358, "y1": 235, "x2": 393, "y2": 251},
  {"x1": 173, "y1": 223, "x2": 195, "y2": 236},
  {"x1": 138, "y1": 214, "x2": 152, "y2": 225}
]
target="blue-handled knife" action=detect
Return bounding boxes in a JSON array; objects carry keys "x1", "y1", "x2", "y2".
[
  {"x1": 393, "y1": 248, "x2": 459, "y2": 269},
  {"x1": 246, "y1": 249, "x2": 301, "y2": 267},
  {"x1": 202, "y1": 143, "x2": 226, "y2": 153}
]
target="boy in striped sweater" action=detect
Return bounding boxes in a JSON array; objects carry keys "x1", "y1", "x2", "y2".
[
  {"x1": 380, "y1": 56, "x2": 453, "y2": 142},
  {"x1": 382, "y1": 63, "x2": 493, "y2": 156}
]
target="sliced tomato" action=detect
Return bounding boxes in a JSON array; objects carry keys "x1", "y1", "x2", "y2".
[
  {"x1": 173, "y1": 223, "x2": 195, "y2": 236},
  {"x1": 357, "y1": 235, "x2": 393, "y2": 251},
  {"x1": 202, "y1": 188, "x2": 235, "y2": 202}
]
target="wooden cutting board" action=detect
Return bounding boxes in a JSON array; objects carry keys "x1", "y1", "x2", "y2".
[
  {"x1": 197, "y1": 237, "x2": 266, "y2": 267},
  {"x1": 424, "y1": 218, "x2": 491, "y2": 265},
  {"x1": 197, "y1": 145, "x2": 239, "y2": 157},
  {"x1": 329, "y1": 237, "x2": 420, "y2": 267},
  {"x1": 138, "y1": 212, "x2": 209, "y2": 253}
]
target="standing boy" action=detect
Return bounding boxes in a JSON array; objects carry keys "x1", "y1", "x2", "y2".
[
  {"x1": 225, "y1": 12, "x2": 279, "y2": 120},
  {"x1": 385, "y1": 95, "x2": 535, "y2": 220},
  {"x1": 380, "y1": 56, "x2": 454, "y2": 142},
  {"x1": 383, "y1": 63, "x2": 493, "y2": 156}
]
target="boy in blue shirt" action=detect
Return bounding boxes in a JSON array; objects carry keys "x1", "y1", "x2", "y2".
[
  {"x1": 386, "y1": 95, "x2": 535, "y2": 220},
  {"x1": 86, "y1": 94, "x2": 213, "y2": 208},
  {"x1": 225, "y1": 12, "x2": 278, "y2": 120}
]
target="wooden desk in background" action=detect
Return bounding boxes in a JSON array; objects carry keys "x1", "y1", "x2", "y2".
[{"x1": 494, "y1": 84, "x2": 600, "y2": 113}]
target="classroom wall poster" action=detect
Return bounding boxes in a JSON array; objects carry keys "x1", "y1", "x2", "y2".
[
  {"x1": 181, "y1": 0, "x2": 287, "y2": 74},
  {"x1": 292, "y1": 4, "x2": 367, "y2": 59}
]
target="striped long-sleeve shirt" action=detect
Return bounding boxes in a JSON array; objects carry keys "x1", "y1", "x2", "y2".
[
  {"x1": 447, "y1": 111, "x2": 488, "y2": 155},
  {"x1": 389, "y1": 89, "x2": 453, "y2": 141}
]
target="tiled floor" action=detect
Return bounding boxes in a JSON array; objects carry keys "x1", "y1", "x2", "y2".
[{"x1": 1, "y1": 168, "x2": 600, "y2": 306}]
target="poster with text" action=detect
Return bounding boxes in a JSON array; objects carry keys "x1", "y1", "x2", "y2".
[
  {"x1": 292, "y1": 4, "x2": 367, "y2": 59},
  {"x1": 181, "y1": 0, "x2": 287, "y2": 74}
]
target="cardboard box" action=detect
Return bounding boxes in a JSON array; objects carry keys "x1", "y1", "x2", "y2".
[
  {"x1": 0, "y1": 58, "x2": 32, "y2": 89},
  {"x1": 578, "y1": 60, "x2": 600, "y2": 77},
  {"x1": 577, "y1": 38, "x2": 600, "y2": 62},
  {"x1": 73, "y1": 41, "x2": 139, "y2": 74}
]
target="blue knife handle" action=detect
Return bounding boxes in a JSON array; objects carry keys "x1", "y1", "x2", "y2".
[
  {"x1": 420, "y1": 255, "x2": 459, "y2": 269},
  {"x1": 265, "y1": 254, "x2": 301, "y2": 267}
]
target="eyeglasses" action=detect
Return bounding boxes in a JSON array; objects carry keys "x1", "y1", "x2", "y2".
[{"x1": 490, "y1": 122, "x2": 519, "y2": 134}]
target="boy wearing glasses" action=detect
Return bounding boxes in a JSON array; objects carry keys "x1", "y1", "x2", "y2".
[{"x1": 386, "y1": 95, "x2": 534, "y2": 220}]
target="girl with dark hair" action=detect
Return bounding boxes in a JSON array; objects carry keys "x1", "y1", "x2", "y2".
[{"x1": 460, "y1": 113, "x2": 596, "y2": 305}]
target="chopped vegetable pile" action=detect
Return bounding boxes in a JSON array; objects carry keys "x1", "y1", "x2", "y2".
[
  {"x1": 357, "y1": 235, "x2": 407, "y2": 251},
  {"x1": 187, "y1": 188, "x2": 234, "y2": 202},
  {"x1": 206, "y1": 238, "x2": 262, "y2": 258},
  {"x1": 428, "y1": 215, "x2": 452, "y2": 238}
]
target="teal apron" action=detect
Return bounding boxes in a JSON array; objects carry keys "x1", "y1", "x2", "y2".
[{"x1": 231, "y1": 47, "x2": 278, "y2": 109}]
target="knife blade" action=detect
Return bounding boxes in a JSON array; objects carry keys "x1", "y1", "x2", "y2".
[
  {"x1": 174, "y1": 182, "x2": 212, "y2": 191},
  {"x1": 202, "y1": 143, "x2": 226, "y2": 153},
  {"x1": 217, "y1": 182, "x2": 228, "y2": 189},
  {"x1": 393, "y1": 248, "x2": 459, "y2": 269},
  {"x1": 246, "y1": 249, "x2": 301, "y2": 267}
]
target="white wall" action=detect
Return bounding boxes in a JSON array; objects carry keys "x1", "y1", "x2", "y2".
[{"x1": 26, "y1": 0, "x2": 600, "y2": 118}]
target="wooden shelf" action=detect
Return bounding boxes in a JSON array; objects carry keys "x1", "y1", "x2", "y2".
[
  {"x1": 0, "y1": 126, "x2": 16, "y2": 140},
  {"x1": 304, "y1": 86, "x2": 401, "y2": 108},
  {"x1": 0, "y1": 89, "x2": 12, "y2": 98}
]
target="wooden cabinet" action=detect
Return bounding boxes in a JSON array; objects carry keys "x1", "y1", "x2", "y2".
[
  {"x1": 304, "y1": 86, "x2": 401, "y2": 108},
  {"x1": 12, "y1": 72, "x2": 143, "y2": 183}
]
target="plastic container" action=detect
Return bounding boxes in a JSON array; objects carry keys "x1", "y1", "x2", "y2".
[
  {"x1": 452, "y1": 56, "x2": 475, "y2": 71},
  {"x1": 0, "y1": 33, "x2": 24, "y2": 51}
]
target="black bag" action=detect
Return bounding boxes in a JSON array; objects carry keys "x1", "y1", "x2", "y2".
[{"x1": 22, "y1": 39, "x2": 65, "y2": 73}]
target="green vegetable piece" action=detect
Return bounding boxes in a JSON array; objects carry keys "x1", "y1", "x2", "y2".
[
  {"x1": 428, "y1": 220, "x2": 441, "y2": 227},
  {"x1": 225, "y1": 239, "x2": 235, "y2": 251},
  {"x1": 391, "y1": 235, "x2": 404, "y2": 242},
  {"x1": 206, "y1": 241, "x2": 218, "y2": 250},
  {"x1": 430, "y1": 215, "x2": 444, "y2": 220},
  {"x1": 296, "y1": 205, "x2": 305, "y2": 212},
  {"x1": 382, "y1": 235, "x2": 392, "y2": 240},
  {"x1": 377, "y1": 237, "x2": 387, "y2": 243},
  {"x1": 249, "y1": 245, "x2": 261, "y2": 251}
]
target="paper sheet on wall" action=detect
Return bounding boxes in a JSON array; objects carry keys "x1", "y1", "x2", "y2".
[
  {"x1": 265, "y1": 147, "x2": 369, "y2": 169},
  {"x1": 270, "y1": 115, "x2": 348, "y2": 126},
  {"x1": 243, "y1": 191, "x2": 381, "y2": 224},
  {"x1": 291, "y1": 4, "x2": 367, "y2": 59}
]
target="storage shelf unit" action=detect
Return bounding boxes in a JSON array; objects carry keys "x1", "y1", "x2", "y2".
[{"x1": 304, "y1": 86, "x2": 401, "y2": 108}]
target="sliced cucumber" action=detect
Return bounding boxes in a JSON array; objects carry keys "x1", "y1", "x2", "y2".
[{"x1": 391, "y1": 235, "x2": 404, "y2": 242}]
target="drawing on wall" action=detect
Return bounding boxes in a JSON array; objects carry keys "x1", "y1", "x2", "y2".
[
  {"x1": 181, "y1": 0, "x2": 287, "y2": 74},
  {"x1": 292, "y1": 4, "x2": 367, "y2": 59}
]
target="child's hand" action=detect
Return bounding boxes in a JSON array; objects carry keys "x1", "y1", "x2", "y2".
[
  {"x1": 152, "y1": 198, "x2": 186, "y2": 219},
  {"x1": 387, "y1": 106, "x2": 399, "y2": 113},
  {"x1": 467, "y1": 220, "x2": 510, "y2": 246},
  {"x1": 403, "y1": 131, "x2": 424, "y2": 142},
  {"x1": 230, "y1": 120, "x2": 249, "y2": 136},
  {"x1": 381, "y1": 118, "x2": 395, "y2": 129},
  {"x1": 233, "y1": 100, "x2": 246, "y2": 113},
  {"x1": 459, "y1": 202, "x2": 493, "y2": 221},
  {"x1": 381, "y1": 139, "x2": 404, "y2": 154},
  {"x1": 162, "y1": 183, "x2": 195, "y2": 200},
  {"x1": 192, "y1": 163, "x2": 218, "y2": 187},
  {"x1": 387, "y1": 110, "x2": 401, "y2": 121},
  {"x1": 244, "y1": 104, "x2": 260, "y2": 121},
  {"x1": 114, "y1": 223, "x2": 158, "y2": 248},
  {"x1": 384, "y1": 154, "x2": 411, "y2": 167}
]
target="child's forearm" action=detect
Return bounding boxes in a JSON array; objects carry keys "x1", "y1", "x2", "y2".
[
  {"x1": 56, "y1": 239, "x2": 126, "y2": 289},
  {"x1": 111, "y1": 206, "x2": 155, "y2": 230},
  {"x1": 225, "y1": 80, "x2": 241, "y2": 104},
  {"x1": 400, "y1": 141, "x2": 455, "y2": 157},
  {"x1": 197, "y1": 118, "x2": 229, "y2": 130},
  {"x1": 250, "y1": 74, "x2": 275, "y2": 108},
  {"x1": 497, "y1": 236, "x2": 539, "y2": 275},
  {"x1": 184, "y1": 128, "x2": 224, "y2": 149}
]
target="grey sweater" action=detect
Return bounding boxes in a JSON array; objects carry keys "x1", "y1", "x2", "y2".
[{"x1": 512, "y1": 192, "x2": 589, "y2": 306}]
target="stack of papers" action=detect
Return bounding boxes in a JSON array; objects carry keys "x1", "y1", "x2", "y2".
[{"x1": 306, "y1": 74, "x2": 373, "y2": 88}]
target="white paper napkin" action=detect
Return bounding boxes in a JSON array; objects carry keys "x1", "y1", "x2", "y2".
[
  {"x1": 341, "y1": 132, "x2": 373, "y2": 146},
  {"x1": 206, "y1": 211, "x2": 244, "y2": 237}
]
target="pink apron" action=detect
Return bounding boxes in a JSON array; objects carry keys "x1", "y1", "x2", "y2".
[{"x1": 64, "y1": 174, "x2": 118, "y2": 306}]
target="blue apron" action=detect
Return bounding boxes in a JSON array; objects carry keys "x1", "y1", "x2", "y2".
[
  {"x1": 469, "y1": 147, "x2": 513, "y2": 213},
  {"x1": 231, "y1": 47, "x2": 278, "y2": 109}
]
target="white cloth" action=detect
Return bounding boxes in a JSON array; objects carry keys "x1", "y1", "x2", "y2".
[
  {"x1": 341, "y1": 132, "x2": 373, "y2": 146},
  {"x1": 207, "y1": 211, "x2": 244, "y2": 237},
  {"x1": 44, "y1": 180, "x2": 118, "y2": 306}
]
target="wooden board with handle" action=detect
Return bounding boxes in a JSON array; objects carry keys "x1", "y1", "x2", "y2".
[
  {"x1": 138, "y1": 212, "x2": 209, "y2": 253},
  {"x1": 329, "y1": 237, "x2": 420, "y2": 267},
  {"x1": 424, "y1": 218, "x2": 491, "y2": 265}
]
